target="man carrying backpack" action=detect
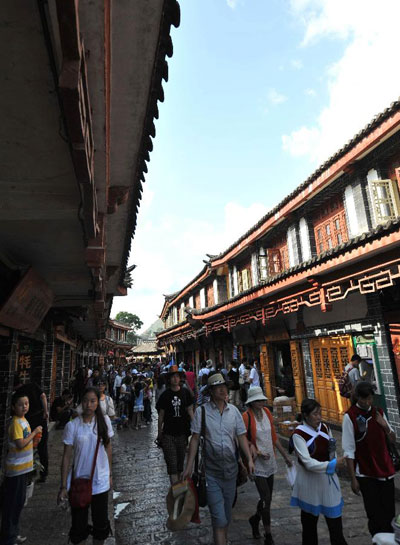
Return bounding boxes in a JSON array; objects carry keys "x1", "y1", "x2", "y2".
[{"x1": 345, "y1": 354, "x2": 363, "y2": 386}]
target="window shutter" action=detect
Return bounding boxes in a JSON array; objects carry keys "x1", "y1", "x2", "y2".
[
  {"x1": 213, "y1": 278, "x2": 219, "y2": 305},
  {"x1": 299, "y1": 218, "x2": 311, "y2": 261},
  {"x1": 200, "y1": 288, "x2": 206, "y2": 309},
  {"x1": 258, "y1": 247, "x2": 268, "y2": 280},
  {"x1": 251, "y1": 252, "x2": 259, "y2": 286},
  {"x1": 344, "y1": 185, "x2": 359, "y2": 237},
  {"x1": 233, "y1": 265, "x2": 239, "y2": 295},
  {"x1": 287, "y1": 227, "x2": 299, "y2": 267}
]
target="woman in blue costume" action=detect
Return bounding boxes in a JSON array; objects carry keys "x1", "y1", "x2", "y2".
[{"x1": 290, "y1": 398, "x2": 348, "y2": 545}]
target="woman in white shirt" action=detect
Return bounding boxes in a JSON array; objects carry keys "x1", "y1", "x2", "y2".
[
  {"x1": 97, "y1": 380, "x2": 116, "y2": 419},
  {"x1": 58, "y1": 387, "x2": 114, "y2": 545},
  {"x1": 243, "y1": 387, "x2": 291, "y2": 545}
]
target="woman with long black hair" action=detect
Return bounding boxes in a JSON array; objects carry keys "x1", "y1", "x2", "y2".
[
  {"x1": 290, "y1": 398, "x2": 347, "y2": 545},
  {"x1": 57, "y1": 387, "x2": 113, "y2": 545}
]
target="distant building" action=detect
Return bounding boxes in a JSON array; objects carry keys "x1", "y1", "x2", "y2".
[
  {"x1": 102, "y1": 320, "x2": 133, "y2": 367},
  {"x1": 131, "y1": 339, "x2": 164, "y2": 363},
  {"x1": 158, "y1": 100, "x2": 400, "y2": 435}
]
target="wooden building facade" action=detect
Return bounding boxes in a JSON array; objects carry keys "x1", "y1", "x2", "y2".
[{"x1": 157, "y1": 100, "x2": 400, "y2": 434}]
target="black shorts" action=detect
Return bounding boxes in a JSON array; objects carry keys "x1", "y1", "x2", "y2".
[
  {"x1": 161, "y1": 434, "x2": 187, "y2": 475},
  {"x1": 69, "y1": 490, "x2": 111, "y2": 544}
]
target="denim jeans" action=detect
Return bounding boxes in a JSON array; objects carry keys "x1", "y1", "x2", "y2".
[
  {"x1": 0, "y1": 473, "x2": 28, "y2": 545},
  {"x1": 206, "y1": 473, "x2": 237, "y2": 528}
]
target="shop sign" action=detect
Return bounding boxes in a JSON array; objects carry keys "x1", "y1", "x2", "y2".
[
  {"x1": 18, "y1": 342, "x2": 33, "y2": 384},
  {"x1": 0, "y1": 268, "x2": 53, "y2": 334}
]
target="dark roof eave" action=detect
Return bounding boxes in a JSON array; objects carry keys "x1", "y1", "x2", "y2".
[
  {"x1": 119, "y1": 0, "x2": 180, "y2": 286},
  {"x1": 210, "y1": 99, "x2": 400, "y2": 263}
]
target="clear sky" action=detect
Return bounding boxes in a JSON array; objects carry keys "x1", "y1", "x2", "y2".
[{"x1": 112, "y1": 0, "x2": 400, "y2": 331}]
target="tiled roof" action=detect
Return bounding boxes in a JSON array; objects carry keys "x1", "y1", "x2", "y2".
[
  {"x1": 159, "y1": 217, "x2": 400, "y2": 331},
  {"x1": 210, "y1": 100, "x2": 400, "y2": 263},
  {"x1": 132, "y1": 340, "x2": 160, "y2": 354}
]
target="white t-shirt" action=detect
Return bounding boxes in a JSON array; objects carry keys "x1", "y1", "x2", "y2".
[
  {"x1": 249, "y1": 367, "x2": 260, "y2": 387},
  {"x1": 198, "y1": 368, "x2": 210, "y2": 378},
  {"x1": 254, "y1": 412, "x2": 277, "y2": 478},
  {"x1": 63, "y1": 416, "x2": 114, "y2": 495},
  {"x1": 114, "y1": 375, "x2": 123, "y2": 388}
]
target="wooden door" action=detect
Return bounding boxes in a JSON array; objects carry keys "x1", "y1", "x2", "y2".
[
  {"x1": 290, "y1": 341, "x2": 307, "y2": 411},
  {"x1": 260, "y1": 343, "x2": 275, "y2": 402},
  {"x1": 309, "y1": 336, "x2": 352, "y2": 423}
]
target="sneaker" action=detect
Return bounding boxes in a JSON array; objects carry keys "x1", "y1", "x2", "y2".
[{"x1": 16, "y1": 537, "x2": 27, "y2": 544}]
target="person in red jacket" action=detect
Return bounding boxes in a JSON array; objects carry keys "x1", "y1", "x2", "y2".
[
  {"x1": 243, "y1": 387, "x2": 292, "y2": 545},
  {"x1": 342, "y1": 381, "x2": 396, "y2": 537}
]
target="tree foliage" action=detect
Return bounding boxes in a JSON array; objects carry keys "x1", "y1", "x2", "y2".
[{"x1": 114, "y1": 312, "x2": 143, "y2": 332}]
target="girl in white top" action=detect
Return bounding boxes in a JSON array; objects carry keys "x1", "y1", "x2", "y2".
[{"x1": 58, "y1": 387, "x2": 114, "y2": 545}]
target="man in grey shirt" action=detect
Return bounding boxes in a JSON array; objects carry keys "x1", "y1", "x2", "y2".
[
  {"x1": 344, "y1": 354, "x2": 363, "y2": 386},
  {"x1": 183, "y1": 373, "x2": 254, "y2": 545}
]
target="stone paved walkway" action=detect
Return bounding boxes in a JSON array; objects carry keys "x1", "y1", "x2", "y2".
[
  {"x1": 112, "y1": 413, "x2": 400, "y2": 545},
  {"x1": 17, "y1": 415, "x2": 400, "y2": 545}
]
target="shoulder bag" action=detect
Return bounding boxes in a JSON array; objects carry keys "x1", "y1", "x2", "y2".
[
  {"x1": 69, "y1": 436, "x2": 101, "y2": 509},
  {"x1": 193, "y1": 406, "x2": 207, "y2": 507}
]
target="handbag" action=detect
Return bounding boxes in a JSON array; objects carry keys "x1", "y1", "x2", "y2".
[
  {"x1": 193, "y1": 406, "x2": 207, "y2": 507},
  {"x1": 69, "y1": 437, "x2": 100, "y2": 509},
  {"x1": 386, "y1": 436, "x2": 400, "y2": 472}
]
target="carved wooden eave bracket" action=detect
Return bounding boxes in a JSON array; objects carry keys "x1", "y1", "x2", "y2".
[
  {"x1": 56, "y1": 0, "x2": 98, "y2": 240},
  {"x1": 107, "y1": 186, "x2": 130, "y2": 214}
]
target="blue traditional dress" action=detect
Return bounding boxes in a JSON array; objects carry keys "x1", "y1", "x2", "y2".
[{"x1": 290, "y1": 422, "x2": 344, "y2": 518}]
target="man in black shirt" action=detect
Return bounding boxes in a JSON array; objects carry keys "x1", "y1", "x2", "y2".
[
  {"x1": 227, "y1": 360, "x2": 240, "y2": 407},
  {"x1": 14, "y1": 374, "x2": 49, "y2": 482},
  {"x1": 156, "y1": 365, "x2": 194, "y2": 484}
]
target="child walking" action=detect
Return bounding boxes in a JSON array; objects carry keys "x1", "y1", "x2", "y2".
[{"x1": 0, "y1": 391, "x2": 42, "y2": 545}]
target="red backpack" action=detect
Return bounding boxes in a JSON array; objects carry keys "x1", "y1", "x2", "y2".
[{"x1": 338, "y1": 367, "x2": 352, "y2": 398}]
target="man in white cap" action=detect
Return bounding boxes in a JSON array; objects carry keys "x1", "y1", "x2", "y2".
[{"x1": 183, "y1": 372, "x2": 255, "y2": 545}]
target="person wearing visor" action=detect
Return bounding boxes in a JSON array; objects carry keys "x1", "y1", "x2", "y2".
[{"x1": 183, "y1": 372, "x2": 255, "y2": 545}]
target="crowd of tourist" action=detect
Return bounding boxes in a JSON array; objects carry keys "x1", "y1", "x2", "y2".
[{"x1": 2, "y1": 354, "x2": 398, "y2": 545}]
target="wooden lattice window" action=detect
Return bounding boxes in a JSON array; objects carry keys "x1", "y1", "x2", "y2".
[
  {"x1": 266, "y1": 246, "x2": 289, "y2": 276},
  {"x1": 314, "y1": 196, "x2": 349, "y2": 254},
  {"x1": 313, "y1": 348, "x2": 323, "y2": 378},
  {"x1": 369, "y1": 179, "x2": 400, "y2": 224}
]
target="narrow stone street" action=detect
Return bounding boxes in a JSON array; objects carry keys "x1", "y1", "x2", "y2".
[
  {"x1": 112, "y1": 408, "x2": 400, "y2": 545},
  {"x1": 17, "y1": 416, "x2": 400, "y2": 544}
]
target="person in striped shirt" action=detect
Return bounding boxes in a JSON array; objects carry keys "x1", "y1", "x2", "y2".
[{"x1": 0, "y1": 391, "x2": 42, "y2": 545}]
